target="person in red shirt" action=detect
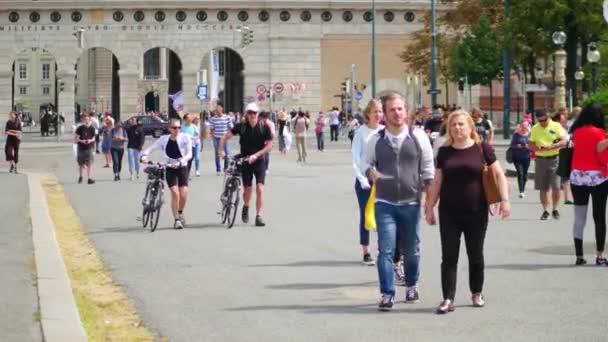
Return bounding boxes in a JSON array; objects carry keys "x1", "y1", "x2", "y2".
[{"x1": 569, "y1": 103, "x2": 608, "y2": 266}]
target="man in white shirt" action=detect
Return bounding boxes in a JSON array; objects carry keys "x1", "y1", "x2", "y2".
[{"x1": 329, "y1": 107, "x2": 340, "y2": 141}]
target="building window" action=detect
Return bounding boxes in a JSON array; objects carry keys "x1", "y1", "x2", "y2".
[
  {"x1": 42, "y1": 64, "x2": 50, "y2": 80},
  {"x1": 280, "y1": 11, "x2": 290, "y2": 22},
  {"x1": 300, "y1": 10, "x2": 311, "y2": 22},
  {"x1": 30, "y1": 12, "x2": 40, "y2": 23},
  {"x1": 321, "y1": 11, "x2": 332, "y2": 22},
  {"x1": 176, "y1": 10, "x2": 187, "y2": 22},
  {"x1": 50, "y1": 11, "x2": 61, "y2": 22},
  {"x1": 155, "y1": 11, "x2": 165, "y2": 22},
  {"x1": 196, "y1": 10, "x2": 207, "y2": 22},
  {"x1": 42, "y1": 86, "x2": 50, "y2": 95},
  {"x1": 75, "y1": 85, "x2": 78, "y2": 95},
  {"x1": 9, "y1": 12, "x2": 19, "y2": 23},
  {"x1": 342, "y1": 11, "x2": 353, "y2": 22},
  {"x1": 363, "y1": 11, "x2": 374, "y2": 22},
  {"x1": 258, "y1": 10, "x2": 269, "y2": 22},
  {"x1": 134, "y1": 10, "x2": 145, "y2": 22},
  {"x1": 404, "y1": 12, "x2": 416, "y2": 22},
  {"x1": 71, "y1": 11, "x2": 82, "y2": 22},
  {"x1": 384, "y1": 11, "x2": 394, "y2": 22},
  {"x1": 113, "y1": 11, "x2": 124, "y2": 22},
  {"x1": 19, "y1": 87, "x2": 27, "y2": 95},
  {"x1": 217, "y1": 10, "x2": 228, "y2": 22},
  {"x1": 238, "y1": 11, "x2": 248, "y2": 22},
  {"x1": 19, "y1": 64, "x2": 27, "y2": 80},
  {"x1": 218, "y1": 49, "x2": 225, "y2": 76}
]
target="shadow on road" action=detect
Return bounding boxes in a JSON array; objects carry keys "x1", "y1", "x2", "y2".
[
  {"x1": 224, "y1": 303, "x2": 435, "y2": 315},
  {"x1": 266, "y1": 281, "x2": 376, "y2": 290},
  {"x1": 246, "y1": 260, "x2": 362, "y2": 268},
  {"x1": 486, "y1": 263, "x2": 578, "y2": 271},
  {"x1": 87, "y1": 222, "x2": 225, "y2": 234}
]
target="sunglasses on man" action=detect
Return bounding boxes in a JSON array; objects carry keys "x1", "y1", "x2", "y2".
[{"x1": 170, "y1": 126, "x2": 181, "y2": 130}]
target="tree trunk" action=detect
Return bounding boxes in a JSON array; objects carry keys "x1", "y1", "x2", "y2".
[
  {"x1": 444, "y1": 78, "x2": 449, "y2": 107},
  {"x1": 489, "y1": 82, "x2": 493, "y2": 121}
]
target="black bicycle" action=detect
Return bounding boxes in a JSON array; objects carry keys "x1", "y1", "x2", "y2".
[
  {"x1": 141, "y1": 162, "x2": 165, "y2": 232},
  {"x1": 220, "y1": 156, "x2": 245, "y2": 228}
]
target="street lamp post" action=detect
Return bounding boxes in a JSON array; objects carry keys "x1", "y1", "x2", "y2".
[
  {"x1": 574, "y1": 68, "x2": 585, "y2": 104},
  {"x1": 552, "y1": 31, "x2": 567, "y2": 111},
  {"x1": 588, "y1": 42, "x2": 601, "y2": 95},
  {"x1": 430, "y1": 0, "x2": 438, "y2": 107},
  {"x1": 371, "y1": 0, "x2": 376, "y2": 97}
]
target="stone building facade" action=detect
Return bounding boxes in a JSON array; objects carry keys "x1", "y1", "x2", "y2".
[{"x1": 0, "y1": 0, "x2": 452, "y2": 129}]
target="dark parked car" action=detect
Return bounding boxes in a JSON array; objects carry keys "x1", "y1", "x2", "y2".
[{"x1": 124, "y1": 115, "x2": 168, "y2": 138}]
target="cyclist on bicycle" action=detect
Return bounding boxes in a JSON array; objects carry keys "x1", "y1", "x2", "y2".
[
  {"x1": 140, "y1": 118, "x2": 192, "y2": 229},
  {"x1": 218, "y1": 103, "x2": 273, "y2": 226}
]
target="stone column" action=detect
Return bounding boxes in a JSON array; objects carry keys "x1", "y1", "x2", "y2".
[
  {"x1": 119, "y1": 69, "x2": 139, "y2": 116},
  {"x1": 0, "y1": 70, "x2": 13, "y2": 132},
  {"x1": 554, "y1": 49, "x2": 567, "y2": 110},
  {"x1": 56, "y1": 69, "x2": 76, "y2": 133},
  {"x1": 181, "y1": 71, "x2": 199, "y2": 115},
  {"x1": 160, "y1": 48, "x2": 167, "y2": 80}
]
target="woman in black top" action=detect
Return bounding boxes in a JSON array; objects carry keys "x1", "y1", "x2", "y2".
[
  {"x1": 5, "y1": 112, "x2": 22, "y2": 173},
  {"x1": 424, "y1": 110, "x2": 510, "y2": 314}
]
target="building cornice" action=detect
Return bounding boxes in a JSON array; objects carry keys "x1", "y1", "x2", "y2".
[{"x1": 0, "y1": 1, "x2": 449, "y2": 11}]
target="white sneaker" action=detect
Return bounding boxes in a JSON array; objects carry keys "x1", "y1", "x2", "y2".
[
  {"x1": 130, "y1": 174, "x2": 135, "y2": 181},
  {"x1": 196, "y1": 171, "x2": 201, "y2": 177},
  {"x1": 178, "y1": 214, "x2": 186, "y2": 226},
  {"x1": 174, "y1": 219, "x2": 184, "y2": 229},
  {"x1": 519, "y1": 192, "x2": 525, "y2": 198}
]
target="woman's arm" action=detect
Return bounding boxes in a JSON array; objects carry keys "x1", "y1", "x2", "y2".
[
  {"x1": 597, "y1": 139, "x2": 608, "y2": 152},
  {"x1": 424, "y1": 169, "x2": 442, "y2": 225}
]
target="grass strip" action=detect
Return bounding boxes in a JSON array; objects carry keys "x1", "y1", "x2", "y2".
[{"x1": 42, "y1": 178, "x2": 155, "y2": 342}]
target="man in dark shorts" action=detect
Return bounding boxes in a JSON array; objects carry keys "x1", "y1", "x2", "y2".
[
  {"x1": 218, "y1": 103, "x2": 273, "y2": 227},
  {"x1": 74, "y1": 114, "x2": 96, "y2": 184},
  {"x1": 141, "y1": 119, "x2": 193, "y2": 229}
]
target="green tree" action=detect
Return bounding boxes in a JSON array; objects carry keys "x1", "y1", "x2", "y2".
[{"x1": 449, "y1": 16, "x2": 503, "y2": 114}]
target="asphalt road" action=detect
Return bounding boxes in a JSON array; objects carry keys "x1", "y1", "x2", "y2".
[
  {"x1": 10, "y1": 134, "x2": 608, "y2": 342},
  {"x1": 0, "y1": 173, "x2": 42, "y2": 342}
]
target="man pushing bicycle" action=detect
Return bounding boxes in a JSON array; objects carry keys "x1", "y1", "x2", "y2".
[
  {"x1": 141, "y1": 118, "x2": 192, "y2": 229},
  {"x1": 218, "y1": 103, "x2": 273, "y2": 226}
]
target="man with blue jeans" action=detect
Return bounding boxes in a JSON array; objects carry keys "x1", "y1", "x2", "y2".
[
  {"x1": 365, "y1": 93, "x2": 434, "y2": 311},
  {"x1": 209, "y1": 103, "x2": 233, "y2": 175}
]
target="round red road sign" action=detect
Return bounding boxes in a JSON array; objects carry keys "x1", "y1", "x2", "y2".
[
  {"x1": 256, "y1": 84, "x2": 267, "y2": 95},
  {"x1": 273, "y1": 82, "x2": 284, "y2": 94}
]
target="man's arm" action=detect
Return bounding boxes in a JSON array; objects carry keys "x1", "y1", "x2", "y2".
[
  {"x1": 364, "y1": 134, "x2": 380, "y2": 182},
  {"x1": 218, "y1": 130, "x2": 235, "y2": 157},
  {"x1": 415, "y1": 129, "x2": 435, "y2": 184}
]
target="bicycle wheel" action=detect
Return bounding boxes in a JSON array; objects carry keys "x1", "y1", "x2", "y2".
[
  {"x1": 151, "y1": 185, "x2": 162, "y2": 232},
  {"x1": 142, "y1": 184, "x2": 152, "y2": 228},
  {"x1": 222, "y1": 187, "x2": 233, "y2": 226},
  {"x1": 227, "y1": 178, "x2": 240, "y2": 229}
]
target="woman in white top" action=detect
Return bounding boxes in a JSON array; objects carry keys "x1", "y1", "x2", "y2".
[{"x1": 352, "y1": 99, "x2": 384, "y2": 266}]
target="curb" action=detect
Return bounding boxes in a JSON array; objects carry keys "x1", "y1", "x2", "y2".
[{"x1": 27, "y1": 173, "x2": 86, "y2": 342}]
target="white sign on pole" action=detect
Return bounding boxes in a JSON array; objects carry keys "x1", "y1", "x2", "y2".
[
  {"x1": 524, "y1": 84, "x2": 548, "y2": 92},
  {"x1": 604, "y1": 0, "x2": 608, "y2": 24}
]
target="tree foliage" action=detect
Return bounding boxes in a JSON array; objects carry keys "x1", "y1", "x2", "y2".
[{"x1": 448, "y1": 16, "x2": 502, "y2": 87}]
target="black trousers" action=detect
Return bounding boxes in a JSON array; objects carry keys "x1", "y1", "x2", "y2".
[
  {"x1": 513, "y1": 157, "x2": 531, "y2": 193},
  {"x1": 330, "y1": 125, "x2": 339, "y2": 141},
  {"x1": 110, "y1": 147, "x2": 124, "y2": 175},
  {"x1": 439, "y1": 209, "x2": 488, "y2": 300}
]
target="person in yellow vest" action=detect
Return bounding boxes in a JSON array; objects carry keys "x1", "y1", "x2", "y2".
[{"x1": 529, "y1": 109, "x2": 567, "y2": 220}]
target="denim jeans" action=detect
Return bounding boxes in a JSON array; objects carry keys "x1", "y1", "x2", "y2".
[
  {"x1": 110, "y1": 147, "x2": 124, "y2": 175},
  {"x1": 316, "y1": 132, "x2": 325, "y2": 151},
  {"x1": 513, "y1": 157, "x2": 530, "y2": 193},
  {"x1": 193, "y1": 143, "x2": 201, "y2": 171},
  {"x1": 375, "y1": 202, "x2": 421, "y2": 295},
  {"x1": 212, "y1": 137, "x2": 229, "y2": 172},
  {"x1": 354, "y1": 180, "x2": 371, "y2": 246},
  {"x1": 127, "y1": 148, "x2": 140, "y2": 175}
]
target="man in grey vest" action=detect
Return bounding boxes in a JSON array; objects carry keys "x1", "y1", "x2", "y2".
[{"x1": 365, "y1": 93, "x2": 434, "y2": 311}]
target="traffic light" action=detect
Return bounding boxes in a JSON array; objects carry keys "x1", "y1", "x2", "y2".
[
  {"x1": 59, "y1": 81, "x2": 65, "y2": 92},
  {"x1": 266, "y1": 90, "x2": 271, "y2": 99},
  {"x1": 458, "y1": 78, "x2": 465, "y2": 92},
  {"x1": 341, "y1": 81, "x2": 347, "y2": 93}
]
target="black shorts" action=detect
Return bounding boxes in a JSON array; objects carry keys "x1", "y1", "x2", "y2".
[
  {"x1": 241, "y1": 159, "x2": 266, "y2": 187},
  {"x1": 165, "y1": 167, "x2": 188, "y2": 188}
]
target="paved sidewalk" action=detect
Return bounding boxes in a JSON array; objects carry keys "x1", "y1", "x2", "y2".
[{"x1": 0, "y1": 173, "x2": 41, "y2": 342}]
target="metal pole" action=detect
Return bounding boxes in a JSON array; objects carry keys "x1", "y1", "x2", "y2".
[
  {"x1": 502, "y1": 0, "x2": 511, "y2": 138},
  {"x1": 350, "y1": 64, "x2": 356, "y2": 112},
  {"x1": 430, "y1": 0, "x2": 438, "y2": 107},
  {"x1": 371, "y1": 0, "x2": 376, "y2": 97},
  {"x1": 592, "y1": 64, "x2": 597, "y2": 94}
]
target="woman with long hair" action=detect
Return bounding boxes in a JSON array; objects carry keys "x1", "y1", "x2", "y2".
[
  {"x1": 425, "y1": 110, "x2": 510, "y2": 314},
  {"x1": 351, "y1": 99, "x2": 383, "y2": 266},
  {"x1": 109, "y1": 120, "x2": 127, "y2": 181},
  {"x1": 5, "y1": 111, "x2": 22, "y2": 173},
  {"x1": 510, "y1": 119, "x2": 532, "y2": 198},
  {"x1": 570, "y1": 103, "x2": 608, "y2": 266}
]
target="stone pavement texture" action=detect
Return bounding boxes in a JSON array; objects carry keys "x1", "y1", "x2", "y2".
[
  {"x1": 0, "y1": 173, "x2": 42, "y2": 342},
  {"x1": 5, "y1": 134, "x2": 608, "y2": 342}
]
